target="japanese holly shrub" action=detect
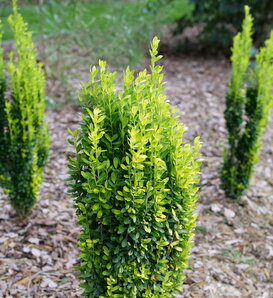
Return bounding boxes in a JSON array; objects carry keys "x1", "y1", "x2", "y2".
[
  {"x1": 68, "y1": 37, "x2": 202, "y2": 297},
  {"x1": 0, "y1": 0, "x2": 49, "y2": 218},
  {"x1": 221, "y1": 6, "x2": 273, "y2": 200}
]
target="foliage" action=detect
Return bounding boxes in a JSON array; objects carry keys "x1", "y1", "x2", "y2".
[
  {"x1": 175, "y1": 0, "x2": 273, "y2": 49},
  {"x1": 144, "y1": 0, "x2": 173, "y2": 14},
  {"x1": 143, "y1": 0, "x2": 192, "y2": 24},
  {"x1": 0, "y1": 0, "x2": 50, "y2": 218},
  {"x1": 221, "y1": 6, "x2": 273, "y2": 200},
  {"x1": 68, "y1": 37, "x2": 202, "y2": 297},
  {"x1": 161, "y1": 0, "x2": 193, "y2": 24},
  {"x1": 0, "y1": 21, "x2": 6, "y2": 183}
]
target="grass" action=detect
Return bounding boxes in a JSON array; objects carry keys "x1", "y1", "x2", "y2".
[
  {"x1": 1, "y1": 2, "x2": 116, "y2": 41},
  {"x1": 1, "y1": 0, "x2": 192, "y2": 41},
  {"x1": 222, "y1": 248, "x2": 254, "y2": 265}
]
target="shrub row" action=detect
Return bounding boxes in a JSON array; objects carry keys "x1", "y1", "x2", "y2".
[{"x1": 0, "y1": 2, "x2": 273, "y2": 297}]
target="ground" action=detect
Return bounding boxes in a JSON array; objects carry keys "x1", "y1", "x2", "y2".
[{"x1": 1, "y1": 54, "x2": 273, "y2": 297}]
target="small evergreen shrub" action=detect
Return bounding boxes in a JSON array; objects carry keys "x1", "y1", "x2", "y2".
[
  {"x1": 221, "y1": 6, "x2": 273, "y2": 200},
  {"x1": 0, "y1": 21, "x2": 6, "y2": 173},
  {"x1": 0, "y1": 0, "x2": 50, "y2": 218},
  {"x1": 68, "y1": 37, "x2": 202, "y2": 297}
]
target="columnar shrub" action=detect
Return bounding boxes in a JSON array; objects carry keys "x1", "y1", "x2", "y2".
[
  {"x1": 221, "y1": 6, "x2": 273, "y2": 200},
  {"x1": 68, "y1": 37, "x2": 202, "y2": 297},
  {"x1": 0, "y1": 0, "x2": 50, "y2": 218},
  {"x1": 0, "y1": 21, "x2": 6, "y2": 174}
]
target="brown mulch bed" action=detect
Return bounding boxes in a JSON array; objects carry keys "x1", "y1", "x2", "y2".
[{"x1": 1, "y1": 54, "x2": 273, "y2": 297}]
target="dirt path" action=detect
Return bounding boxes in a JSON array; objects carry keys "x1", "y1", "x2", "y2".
[{"x1": 0, "y1": 55, "x2": 273, "y2": 297}]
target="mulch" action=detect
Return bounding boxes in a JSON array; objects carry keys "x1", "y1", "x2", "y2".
[{"x1": 0, "y1": 53, "x2": 273, "y2": 297}]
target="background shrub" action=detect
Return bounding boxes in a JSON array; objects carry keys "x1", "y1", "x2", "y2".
[
  {"x1": 175, "y1": 0, "x2": 273, "y2": 49},
  {"x1": 221, "y1": 6, "x2": 273, "y2": 200},
  {"x1": 0, "y1": 0, "x2": 50, "y2": 218},
  {"x1": 68, "y1": 37, "x2": 202, "y2": 297},
  {"x1": 0, "y1": 21, "x2": 6, "y2": 175}
]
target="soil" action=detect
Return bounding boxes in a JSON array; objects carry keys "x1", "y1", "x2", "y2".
[{"x1": 0, "y1": 53, "x2": 273, "y2": 297}]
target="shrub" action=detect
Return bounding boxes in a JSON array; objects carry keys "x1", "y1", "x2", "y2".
[
  {"x1": 68, "y1": 37, "x2": 202, "y2": 297},
  {"x1": 175, "y1": 0, "x2": 273, "y2": 49},
  {"x1": 221, "y1": 6, "x2": 273, "y2": 200},
  {"x1": 0, "y1": 0, "x2": 50, "y2": 218},
  {"x1": 0, "y1": 21, "x2": 6, "y2": 172}
]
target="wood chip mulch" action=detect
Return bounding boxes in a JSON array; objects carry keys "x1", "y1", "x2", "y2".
[{"x1": 1, "y1": 54, "x2": 273, "y2": 297}]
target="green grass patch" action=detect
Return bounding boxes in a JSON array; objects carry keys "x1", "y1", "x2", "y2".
[
  {"x1": 1, "y1": 2, "x2": 128, "y2": 40},
  {"x1": 222, "y1": 248, "x2": 254, "y2": 265},
  {"x1": 1, "y1": 0, "x2": 192, "y2": 41}
]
